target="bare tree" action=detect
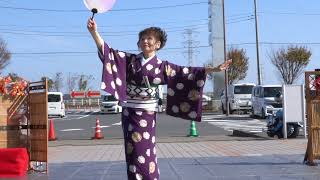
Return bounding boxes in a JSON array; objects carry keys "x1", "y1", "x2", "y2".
[
  {"x1": 0, "y1": 38, "x2": 11, "y2": 74},
  {"x1": 269, "y1": 45, "x2": 311, "y2": 84},
  {"x1": 41, "y1": 76, "x2": 54, "y2": 91},
  {"x1": 66, "y1": 72, "x2": 78, "y2": 92},
  {"x1": 78, "y1": 74, "x2": 95, "y2": 91},
  {"x1": 53, "y1": 72, "x2": 63, "y2": 92},
  {"x1": 205, "y1": 47, "x2": 249, "y2": 85},
  {"x1": 8, "y1": 73, "x2": 22, "y2": 81}
]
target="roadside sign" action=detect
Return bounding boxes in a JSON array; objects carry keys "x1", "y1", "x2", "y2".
[
  {"x1": 87, "y1": 90, "x2": 101, "y2": 98},
  {"x1": 70, "y1": 91, "x2": 85, "y2": 99}
]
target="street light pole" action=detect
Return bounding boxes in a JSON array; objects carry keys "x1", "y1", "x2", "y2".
[
  {"x1": 222, "y1": 0, "x2": 229, "y2": 116},
  {"x1": 254, "y1": 0, "x2": 262, "y2": 85}
]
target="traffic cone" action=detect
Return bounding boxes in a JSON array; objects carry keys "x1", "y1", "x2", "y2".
[
  {"x1": 48, "y1": 119, "x2": 57, "y2": 141},
  {"x1": 92, "y1": 117, "x2": 104, "y2": 139},
  {"x1": 188, "y1": 120, "x2": 199, "y2": 137}
]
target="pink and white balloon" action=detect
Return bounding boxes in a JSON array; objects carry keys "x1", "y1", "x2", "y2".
[{"x1": 84, "y1": 0, "x2": 116, "y2": 18}]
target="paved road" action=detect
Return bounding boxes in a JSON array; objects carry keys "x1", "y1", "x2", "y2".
[
  {"x1": 50, "y1": 111, "x2": 306, "y2": 146},
  {"x1": 50, "y1": 111, "x2": 230, "y2": 141},
  {"x1": 202, "y1": 114, "x2": 268, "y2": 133}
]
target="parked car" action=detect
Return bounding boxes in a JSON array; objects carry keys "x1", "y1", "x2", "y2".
[
  {"x1": 202, "y1": 94, "x2": 212, "y2": 106},
  {"x1": 48, "y1": 92, "x2": 65, "y2": 118},
  {"x1": 220, "y1": 83, "x2": 255, "y2": 114},
  {"x1": 100, "y1": 94, "x2": 122, "y2": 113},
  {"x1": 251, "y1": 85, "x2": 282, "y2": 118}
]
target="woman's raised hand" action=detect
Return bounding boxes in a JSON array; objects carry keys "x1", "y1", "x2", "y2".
[
  {"x1": 87, "y1": 18, "x2": 97, "y2": 33},
  {"x1": 205, "y1": 59, "x2": 232, "y2": 74}
]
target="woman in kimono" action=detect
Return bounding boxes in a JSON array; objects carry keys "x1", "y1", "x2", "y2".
[{"x1": 87, "y1": 18, "x2": 231, "y2": 180}]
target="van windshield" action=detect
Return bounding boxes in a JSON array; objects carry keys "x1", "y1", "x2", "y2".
[
  {"x1": 48, "y1": 94, "x2": 61, "y2": 102},
  {"x1": 264, "y1": 87, "x2": 282, "y2": 97},
  {"x1": 234, "y1": 86, "x2": 254, "y2": 94},
  {"x1": 103, "y1": 95, "x2": 117, "y2": 101}
]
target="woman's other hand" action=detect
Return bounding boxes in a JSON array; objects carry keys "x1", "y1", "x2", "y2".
[{"x1": 205, "y1": 59, "x2": 232, "y2": 74}]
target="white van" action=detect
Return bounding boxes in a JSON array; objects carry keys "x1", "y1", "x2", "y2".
[
  {"x1": 220, "y1": 83, "x2": 255, "y2": 114},
  {"x1": 48, "y1": 92, "x2": 66, "y2": 117},
  {"x1": 251, "y1": 85, "x2": 282, "y2": 118},
  {"x1": 100, "y1": 94, "x2": 122, "y2": 113}
]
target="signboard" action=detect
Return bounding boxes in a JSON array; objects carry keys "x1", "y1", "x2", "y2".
[
  {"x1": 70, "y1": 91, "x2": 85, "y2": 99},
  {"x1": 282, "y1": 85, "x2": 306, "y2": 139},
  {"x1": 86, "y1": 90, "x2": 101, "y2": 98}
]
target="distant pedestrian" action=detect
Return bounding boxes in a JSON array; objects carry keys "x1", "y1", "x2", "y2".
[{"x1": 87, "y1": 17, "x2": 231, "y2": 180}]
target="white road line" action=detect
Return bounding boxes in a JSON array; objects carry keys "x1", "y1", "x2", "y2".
[
  {"x1": 53, "y1": 114, "x2": 90, "y2": 121},
  {"x1": 203, "y1": 115, "x2": 267, "y2": 133},
  {"x1": 112, "y1": 122, "x2": 122, "y2": 126},
  {"x1": 91, "y1": 125, "x2": 110, "y2": 129},
  {"x1": 60, "y1": 129, "x2": 84, "y2": 132},
  {"x1": 243, "y1": 154, "x2": 263, "y2": 156}
]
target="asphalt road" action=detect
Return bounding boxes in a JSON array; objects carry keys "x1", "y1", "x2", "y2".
[{"x1": 50, "y1": 112, "x2": 230, "y2": 141}]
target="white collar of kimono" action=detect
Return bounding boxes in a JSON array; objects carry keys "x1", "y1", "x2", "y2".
[{"x1": 138, "y1": 53, "x2": 156, "y2": 66}]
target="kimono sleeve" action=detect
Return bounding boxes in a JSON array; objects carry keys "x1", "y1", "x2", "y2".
[
  {"x1": 99, "y1": 42, "x2": 128, "y2": 102},
  {"x1": 163, "y1": 61, "x2": 207, "y2": 122}
]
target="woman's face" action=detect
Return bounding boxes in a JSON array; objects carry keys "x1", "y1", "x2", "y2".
[{"x1": 138, "y1": 34, "x2": 161, "y2": 55}]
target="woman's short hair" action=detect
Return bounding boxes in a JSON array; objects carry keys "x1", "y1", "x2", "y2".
[{"x1": 137, "y1": 27, "x2": 167, "y2": 50}]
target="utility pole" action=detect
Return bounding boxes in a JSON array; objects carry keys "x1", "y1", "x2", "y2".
[
  {"x1": 222, "y1": 0, "x2": 229, "y2": 116},
  {"x1": 208, "y1": 0, "x2": 225, "y2": 100},
  {"x1": 254, "y1": 0, "x2": 262, "y2": 85}
]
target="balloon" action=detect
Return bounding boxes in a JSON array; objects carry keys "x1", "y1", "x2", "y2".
[{"x1": 83, "y1": 0, "x2": 116, "y2": 13}]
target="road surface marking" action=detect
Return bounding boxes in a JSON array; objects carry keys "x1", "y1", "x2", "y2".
[{"x1": 60, "y1": 129, "x2": 84, "y2": 132}]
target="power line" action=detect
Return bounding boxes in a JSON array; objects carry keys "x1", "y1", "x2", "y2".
[
  {"x1": 227, "y1": 17, "x2": 254, "y2": 24},
  {"x1": 0, "y1": 2, "x2": 207, "y2": 13},
  {"x1": 0, "y1": 28, "x2": 208, "y2": 37},
  {"x1": 11, "y1": 41, "x2": 320, "y2": 56},
  {"x1": 0, "y1": 15, "x2": 251, "y2": 30},
  {"x1": 11, "y1": 45, "x2": 212, "y2": 55},
  {"x1": 230, "y1": 42, "x2": 320, "y2": 46},
  {"x1": 259, "y1": 11, "x2": 320, "y2": 16},
  {"x1": 0, "y1": 23, "x2": 208, "y2": 35},
  {"x1": 0, "y1": 18, "x2": 257, "y2": 38}
]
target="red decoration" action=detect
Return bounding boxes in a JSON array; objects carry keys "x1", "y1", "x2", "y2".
[{"x1": 0, "y1": 76, "x2": 28, "y2": 97}]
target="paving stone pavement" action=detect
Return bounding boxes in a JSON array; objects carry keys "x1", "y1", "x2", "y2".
[{"x1": 25, "y1": 138, "x2": 320, "y2": 180}]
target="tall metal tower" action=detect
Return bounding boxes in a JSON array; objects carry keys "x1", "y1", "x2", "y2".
[{"x1": 183, "y1": 29, "x2": 199, "y2": 66}]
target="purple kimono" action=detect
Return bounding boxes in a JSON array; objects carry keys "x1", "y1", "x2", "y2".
[{"x1": 99, "y1": 42, "x2": 206, "y2": 180}]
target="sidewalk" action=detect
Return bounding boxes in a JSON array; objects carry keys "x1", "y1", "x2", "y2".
[{"x1": 28, "y1": 138, "x2": 320, "y2": 180}]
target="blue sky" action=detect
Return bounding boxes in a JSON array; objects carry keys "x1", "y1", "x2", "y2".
[{"x1": 1, "y1": 0, "x2": 319, "y2": 93}]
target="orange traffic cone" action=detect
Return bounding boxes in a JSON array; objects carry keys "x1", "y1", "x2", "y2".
[
  {"x1": 48, "y1": 119, "x2": 57, "y2": 141},
  {"x1": 92, "y1": 117, "x2": 104, "y2": 139}
]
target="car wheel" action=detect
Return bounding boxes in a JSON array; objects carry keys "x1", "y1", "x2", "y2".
[
  {"x1": 287, "y1": 124, "x2": 300, "y2": 138},
  {"x1": 229, "y1": 104, "x2": 234, "y2": 114},
  {"x1": 251, "y1": 107, "x2": 255, "y2": 117},
  {"x1": 261, "y1": 109, "x2": 266, "y2": 119},
  {"x1": 222, "y1": 103, "x2": 226, "y2": 114}
]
